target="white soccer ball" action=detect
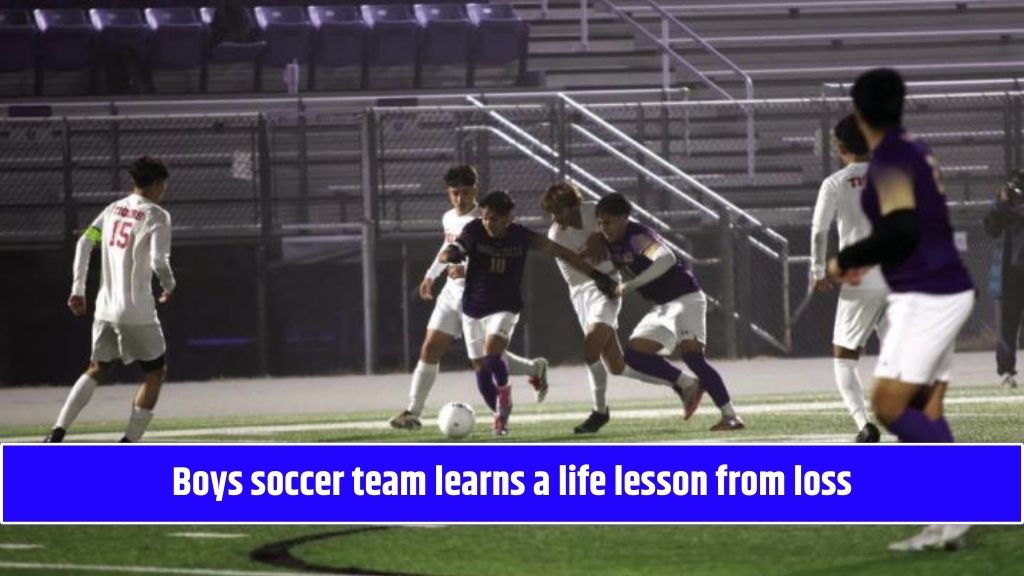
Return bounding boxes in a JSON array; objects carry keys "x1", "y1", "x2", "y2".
[{"x1": 437, "y1": 402, "x2": 476, "y2": 439}]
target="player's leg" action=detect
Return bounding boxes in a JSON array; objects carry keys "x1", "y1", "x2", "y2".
[
  {"x1": 672, "y1": 291, "x2": 739, "y2": 429},
  {"x1": 483, "y1": 328, "x2": 513, "y2": 435},
  {"x1": 832, "y1": 292, "x2": 885, "y2": 441},
  {"x1": 574, "y1": 322, "x2": 615, "y2": 434},
  {"x1": 622, "y1": 334, "x2": 703, "y2": 420},
  {"x1": 462, "y1": 315, "x2": 498, "y2": 417},
  {"x1": 46, "y1": 320, "x2": 120, "y2": 442},
  {"x1": 391, "y1": 329, "x2": 454, "y2": 430},
  {"x1": 118, "y1": 324, "x2": 168, "y2": 443},
  {"x1": 996, "y1": 288, "x2": 1023, "y2": 388},
  {"x1": 504, "y1": 349, "x2": 549, "y2": 403}
]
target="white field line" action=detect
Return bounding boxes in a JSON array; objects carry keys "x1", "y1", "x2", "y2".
[
  {"x1": 2, "y1": 394, "x2": 1020, "y2": 444},
  {"x1": 167, "y1": 533, "x2": 248, "y2": 540},
  {"x1": 0, "y1": 562, "x2": 345, "y2": 576},
  {"x1": 0, "y1": 544, "x2": 44, "y2": 550}
]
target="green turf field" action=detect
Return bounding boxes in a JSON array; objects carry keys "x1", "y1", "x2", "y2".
[{"x1": 1, "y1": 386, "x2": 1021, "y2": 576}]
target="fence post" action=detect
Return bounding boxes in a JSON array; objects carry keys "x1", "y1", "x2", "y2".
[
  {"x1": 361, "y1": 109, "x2": 380, "y2": 375},
  {"x1": 401, "y1": 240, "x2": 411, "y2": 372},
  {"x1": 109, "y1": 103, "x2": 120, "y2": 192},
  {"x1": 735, "y1": 225, "x2": 752, "y2": 358},
  {"x1": 61, "y1": 118, "x2": 76, "y2": 246},
  {"x1": 555, "y1": 99, "x2": 568, "y2": 179},
  {"x1": 1009, "y1": 93, "x2": 1022, "y2": 173},
  {"x1": 717, "y1": 208, "x2": 737, "y2": 358},
  {"x1": 256, "y1": 114, "x2": 274, "y2": 375},
  {"x1": 820, "y1": 96, "x2": 832, "y2": 181},
  {"x1": 298, "y1": 99, "x2": 310, "y2": 223}
]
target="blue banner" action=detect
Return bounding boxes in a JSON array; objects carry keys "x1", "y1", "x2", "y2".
[{"x1": 2, "y1": 444, "x2": 1021, "y2": 523}]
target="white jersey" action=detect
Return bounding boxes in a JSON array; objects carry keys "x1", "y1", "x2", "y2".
[
  {"x1": 810, "y1": 162, "x2": 886, "y2": 290},
  {"x1": 425, "y1": 206, "x2": 479, "y2": 291},
  {"x1": 547, "y1": 201, "x2": 616, "y2": 288},
  {"x1": 72, "y1": 194, "x2": 176, "y2": 326}
]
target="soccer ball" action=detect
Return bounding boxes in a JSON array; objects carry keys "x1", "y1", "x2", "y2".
[{"x1": 437, "y1": 402, "x2": 476, "y2": 439}]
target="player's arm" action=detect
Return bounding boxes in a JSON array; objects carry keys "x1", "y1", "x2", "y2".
[
  {"x1": 68, "y1": 212, "x2": 105, "y2": 316},
  {"x1": 618, "y1": 240, "x2": 676, "y2": 296},
  {"x1": 440, "y1": 226, "x2": 475, "y2": 264},
  {"x1": 810, "y1": 176, "x2": 839, "y2": 291},
  {"x1": 529, "y1": 231, "x2": 617, "y2": 298},
  {"x1": 832, "y1": 168, "x2": 918, "y2": 282},
  {"x1": 420, "y1": 243, "x2": 449, "y2": 301},
  {"x1": 150, "y1": 213, "x2": 176, "y2": 303}
]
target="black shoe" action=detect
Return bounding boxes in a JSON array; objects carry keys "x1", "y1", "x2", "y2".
[
  {"x1": 119, "y1": 436, "x2": 131, "y2": 443},
  {"x1": 43, "y1": 427, "x2": 66, "y2": 443},
  {"x1": 855, "y1": 422, "x2": 880, "y2": 443},
  {"x1": 574, "y1": 409, "x2": 610, "y2": 434}
]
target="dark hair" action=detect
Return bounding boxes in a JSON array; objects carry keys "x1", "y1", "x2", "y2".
[
  {"x1": 444, "y1": 165, "x2": 479, "y2": 189},
  {"x1": 128, "y1": 156, "x2": 169, "y2": 189},
  {"x1": 540, "y1": 181, "x2": 583, "y2": 214},
  {"x1": 833, "y1": 114, "x2": 869, "y2": 156},
  {"x1": 595, "y1": 193, "x2": 631, "y2": 217},
  {"x1": 478, "y1": 190, "x2": 515, "y2": 215},
  {"x1": 851, "y1": 68, "x2": 905, "y2": 130}
]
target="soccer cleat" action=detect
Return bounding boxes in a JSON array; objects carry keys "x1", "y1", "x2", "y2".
[
  {"x1": 528, "y1": 358, "x2": 550, "y2": 403},
  {"x1": 855, "y1": 422, "x2": 881, "y2": 443},
  {"x1": 884, "y1": 522, "x2": 946, "y2": 549},
  {"x1": 492, "y1": 413, "x2": 509, "y2": 436},
  {"x1": 43, "y1": 427, "x2": 66, "y2": 443},
  {"x1": 939, "y1": 525, "x2": 971, "y2": 551},
  {"x1": 672, "y1": 382, "x2": 704, "y2": 421},
  {"x1": 389, "y1": 411, "x2": 422, "y2": 430},
  {"x1": 119, "y1": 436, "x2": 131, "y2": 443},
  {"x1": 574, "y1": 409, "x2": 610, "y2": 434},
  {"x1": 1002, "y1": 373, "x2": 1018, "y2": 390},
  {"x1": 709, "y1": 415, "x2": 746, "y2": 432}
]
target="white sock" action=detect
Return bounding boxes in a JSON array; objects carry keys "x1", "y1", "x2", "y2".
[
  {"x1": 720, "y1": 402, "x2": 737, "y2": 419},
  {"x1": 123, "y1": 406, "x2": 153, "y2": 442},
  {"x1": 407, "y1": 361, "x2": 439, "y2": 416},
  {"x1": 586, "y1": 361, "x2": 608, "y2": 412},
  {"x1": 55, "y1": 374, "x2": 98, "y2": 430},
  {"x1": 833, "y1": 358, "x2": 869, "y2": 430},
  {"x1": 504, "y1": 351, "x2": 536, "y2": 377},
  {"x1": 622, "y1": 365, "x2": 672, "y2": 387}
]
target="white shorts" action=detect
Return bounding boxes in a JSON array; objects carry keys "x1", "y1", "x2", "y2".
[
  {"x1": 833, "y1": 286, "x2": 888, "y2": 350},
  {"x1": 92, "y1": 320, "x2": 166, "y2": 366},
  {"x1": 630, "y1": 291, "x2": 707, "y2": 352},
  {"x1": 571, "y1": 282, "x2": 621, "y2": 331},
  {"x1": 874, "y1": 290, "x2": 975, "y2": 385},
  {"x1": 462, "y1": 311, "x2": 519, "y2": 360},
  {"x1": 426, "y1": 283, "x2": 464, "y2": 338}
]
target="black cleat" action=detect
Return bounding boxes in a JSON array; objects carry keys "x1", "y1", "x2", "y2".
[
  {"x1": 43, "y1": 427, "x2": 66, "y2": 443},
  {"x1": 574, "y1": 409, "x2": 610, "y2": 434},
  {"x1": 855, "y1": 422, "x2": 881, "y2": 443},
  {"x1": 119, "y1": 436, "x2": 132, "y2": 443}
]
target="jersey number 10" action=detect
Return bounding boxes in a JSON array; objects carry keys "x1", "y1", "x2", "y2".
[
  {"x1": 490, "y1": 257, "x2": 506, "y2": 274},
  {"x1": 109, "y1": 219, "x2": 134, "y2": 248}
]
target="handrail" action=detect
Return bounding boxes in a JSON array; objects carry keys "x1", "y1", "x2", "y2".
[
  {"x1": 559, "y1": 93, "x2": 787, "y2": 247},
  {"x1": 614, "y1": 0, "x2": 1011, "y2": 15},
  {"x1": 669, "y1": 28, "x2": 1024, "y2": 46}
]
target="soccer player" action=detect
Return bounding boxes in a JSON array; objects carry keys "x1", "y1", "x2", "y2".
[
  {"x1": 810, "y1": 114, "x2": 887, "y2": 443},
  {"x1": 541, "y1": 182, "x2": 700, "y2": 434},
  {"x1": 596, "y1": 193, "x2": 742, "y2": 431},
  {"x1": 390, "y1": 166, "x2": 548, "y2": 430},
  {"x1": 44, "y1": 157, "x2": 176, "y2": 443},
  {"x1": 440, "y1": 190, "x2": 618, "y2": 435},
  {"x1": 828, "y1": 68, "x2": 975, "y2": 551}
]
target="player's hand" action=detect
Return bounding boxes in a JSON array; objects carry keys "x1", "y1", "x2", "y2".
[
  {"x1": 590, "y1": 271, "x2": 618, "y2": 299},
  {"x1": 615, "y1": 283, "x2": 627, "y2": 297},
  {"x1": 447, "y1": 265, "x2": 466, "y2": 280},
  {"x1": 418, "y1": 277, "x2": 434, "y2": 301},
  {"x1": 813, "y1": 278, "x2": 833, "y2": 293},
  {"x1": 67, "y1": 295, "x2": 86, "y2": 317},
  {"x1": 828, "y1": 258, "x2": 868, "y2": 286},
  {"x1": 581, "y1": 233, "x2": 609, "y2": 263},
  {"x1": 158, "y1": 291, "x2": 172, "y2": 304}
]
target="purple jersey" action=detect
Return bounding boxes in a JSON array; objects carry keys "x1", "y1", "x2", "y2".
[
  {"x1": 454, "y1": 219, "x2": 533, "y2": 318},
  {"x1": 607, "y1": 222, "x2": 700, "y2": 304},
  {"x1": 861, "y1": 129, "x2": 973, "y2": 294}
]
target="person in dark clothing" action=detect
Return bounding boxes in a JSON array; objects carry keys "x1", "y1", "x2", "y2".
[{"x1": 984, "y1": 170, "x2": 1024, "y2": 389}]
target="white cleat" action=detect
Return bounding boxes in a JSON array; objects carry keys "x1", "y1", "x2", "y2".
[
  {"x1": 528, "y1": 357, "x2": 549, "y2": 403},
  {"x1": 888, "y1": 524, "x2": 970, "y2": 552},
  {"x1": 1002, "y1": 373, "x2": 1018, "y2": 390}
]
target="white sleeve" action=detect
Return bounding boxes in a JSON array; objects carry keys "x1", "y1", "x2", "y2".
[
  {"x1": 424, "y1": 242, "x2": 448, "y2": 280},
  {"x1": 149, "y1": 212, "x2": 176, "y2": 294},
  {"x1": 810, "y1": 176, "x2": 839, "y2": 281},
  {"x1": 620, "y1": 244, "x2": 676, "y2": 294},
  {"x1": 70, "y1": 209, "x2": 106, "y2": 296}
]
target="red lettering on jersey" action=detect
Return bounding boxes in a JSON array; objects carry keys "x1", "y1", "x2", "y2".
[{"x1": 112, "y1": 206, "x2": 147, "y2": 221}]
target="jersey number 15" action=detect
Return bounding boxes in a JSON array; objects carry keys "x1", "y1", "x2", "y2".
[{"x1": 109, "y1": 219, "x2": 133, "y2": 249}]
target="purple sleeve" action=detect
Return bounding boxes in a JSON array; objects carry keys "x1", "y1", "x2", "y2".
[
  {"x1": 627, "y1": 226, "x2": 661, "y2": 259},
  {"x1": 454, "y1": 220, "x2": 480, "y2": 253}
]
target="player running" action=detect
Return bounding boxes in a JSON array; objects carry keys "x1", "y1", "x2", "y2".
[
  {"x1": 44, "y1": 157, "x2": 176, "y2": 443},
  {"x1": 829, "y1": 68, "x2": 975, "y2": 551},
  {"x1": 596, "y1": 193, "x2": 742, "y2": 432},
  {"x1": 390, "y1": 166, "x2": 548, "y2": 431},
  {"x1": 540, "y1": 182, "x2": 700, "y2": 434},
  {"x1": 810, "y1": 114, "x2": 887, "y2": 443},
  {"x1": 439, "y1": 190, "x2": 618, "y2": 435}
]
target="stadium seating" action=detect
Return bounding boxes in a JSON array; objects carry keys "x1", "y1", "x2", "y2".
[
  {"x1": 362, "y1": 4, "x2": 420, "y2": 87},
  {"x1": 33, "y1": 8, "x2": 98, "y2": 94},
  {"x1": 200, "y1": 5, "x2": 266, "y2": 92},
  {"x1": 308, "y1": 4, "x2": 367, "y2": 89},
  {"x1": 415, "y1": 4, "x2": 473, "y2": 86}
]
